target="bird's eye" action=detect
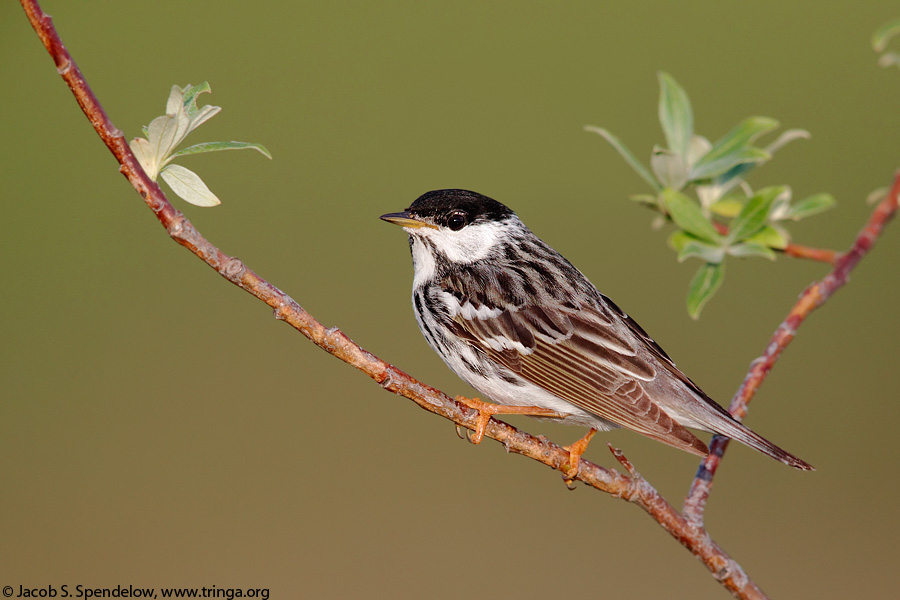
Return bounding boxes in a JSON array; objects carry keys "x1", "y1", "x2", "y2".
[{"x1": 447, "y1": 211, "x2": 467, "y2": 231}]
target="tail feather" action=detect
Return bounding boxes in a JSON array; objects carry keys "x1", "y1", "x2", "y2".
[{"x1": 712, "y1": 418, "x2": 814, "y2": 471}]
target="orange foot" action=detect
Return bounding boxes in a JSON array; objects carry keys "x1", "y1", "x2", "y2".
[
  {"x1": 562, "y1": 428, "x2": 598, "y2": 486},
  {"x1": 454, "y1": 396, "x2": 563, "y2": 444}
]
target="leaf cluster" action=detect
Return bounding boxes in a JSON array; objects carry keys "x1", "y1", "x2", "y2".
[
  {"x1": 129, "y1": 82, "x2": 271, "y2": 207},
  {"x1": 586, "y1": 73, "x2": 834, "y2": 317}
]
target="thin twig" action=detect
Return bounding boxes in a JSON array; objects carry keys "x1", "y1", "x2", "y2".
[
  {"x1": 684, "y1": 172, "x2": 900, "y2": 524},
  {"x1": 712, "y1": 222, "x2": 837, "y2": 264},
  {"x1": 20, "y1": 2, "x2": 897, "y2": 598},
  {"x1": 780, "y1": 243, "x2": 838, "y2": 264}
]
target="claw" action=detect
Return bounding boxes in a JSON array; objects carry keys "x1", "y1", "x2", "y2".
[
  {"x1": 561, "y1": 428, "x2": 598, "y2": 485},
  {"x1": 454, "y1": 395, "x2": 564, "y2": 445}
]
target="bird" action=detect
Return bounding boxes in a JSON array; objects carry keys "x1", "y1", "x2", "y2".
[{"x1": 380, "y1": 188, "x2": 814, "y2": 476}]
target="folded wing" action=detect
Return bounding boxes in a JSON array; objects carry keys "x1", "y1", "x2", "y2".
[{"x1": 447, "y1": 296, "x2": 710, "y2": 457}]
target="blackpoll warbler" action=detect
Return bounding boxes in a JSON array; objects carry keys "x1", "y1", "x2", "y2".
[{"x1": 381, "y1": 189, "x2": 813, "y2": 473}]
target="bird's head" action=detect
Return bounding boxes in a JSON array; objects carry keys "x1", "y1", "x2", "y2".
[{"x1": 380, "y1": 189, "x2": 518, "y2": 267}]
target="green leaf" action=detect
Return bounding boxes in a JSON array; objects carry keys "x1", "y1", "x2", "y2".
[
  {"x1": 727, "y1": 186, "x2": 784, "y2": 242},
  {"x1": 669, "y1": 231, "x2": 724, "y2": 263},
  {"x1": 170, "y1": 141, "x2": 273, "y2": 160},
  {"x1": 687, "y1": 263, "x2": 725, "y2": 319},
  {"x1": 630, "y1": 194, "x2": 663, "y2": 213},
  {"x1": 668, "y1": 230, "x2": 692, "y2": 252},
  {"x1": 690, "y1": 147, "x2": 770, "y2": 181},
  {"x1": 186, "y1": 105, "x2": 221, "y2": 133},
  {"x1": 662, "y1": 188, "x2": 722, "y2": 243},
  {"x1": 709, "y1": 197, "x2": 744, "y2": 218},
  {"x1": 657, "y1": 72, "x2": 694, "y2": 159},
  {"x1": 873, "y1": 18, "x2": 900, "y2": 52},
  {"x1": 170, "y1": 83, "x2": 220, "y2": 133},
  {"x1": 629, "y1": 193, "x2": 659, "y2": 205},
  {"x1": 689, "y1": 116, "x2": 778, "y2": 180},
  {"x1": 764, "y1": 128, "x2": 810, "y2": 154},
  {"x1": 718, "y1": 115, "x2": 780, "y2": 146},
  {"x1": 159, "y1": 164, "x2": 221, "y2": 207},
  {"x1": 182, "y1": 82, "x2": 212, "y2": 117},
  {"x1": 744, "y1": 225, "x2": 788, "y2": 249},
  {"x1": 585, "y1": 126, "x2": 661, "y2": 192},
  {"x1": 708, "y1": 161, "x2": 755, "y2": 190},
  {"x1": 727, "y1": 242, "x2": 776, "y2": 260},
  {"x1": 784, "y1": 193, "x2": 836, "y2": 221},
  {"x1": 650, "y1": 146, "x2": 688, "y2": 190},
  {"x1": 678, "y1": 237, "x2": 726, "y2": 264}
]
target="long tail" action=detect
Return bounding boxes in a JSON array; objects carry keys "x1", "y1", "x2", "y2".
[{"x1": 711, "y1": 417, "x2": 814, "y2": 471}]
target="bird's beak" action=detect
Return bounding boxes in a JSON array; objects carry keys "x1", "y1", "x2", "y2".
[{"x1": 379, "y1": 211, "x2": 438, "y2": 230}]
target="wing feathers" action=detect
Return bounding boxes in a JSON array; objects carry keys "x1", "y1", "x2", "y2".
[
  {"x1": 521, "y1": 305, "x2": 572, "y2": 341},
  {"x1": 446, "y1": 293, "x2": 709, "y2": 457},
  {"x1": 570, "y1": 313, "x2": 636, "y2": 356}
]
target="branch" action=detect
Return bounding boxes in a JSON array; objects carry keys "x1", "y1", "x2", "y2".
[
  {"x1": 780, "y1": 242, "x2": 838, "y2": 264},
  {"x1": 20, "y1": 2, "x2": 896, "y2": 599},
  {"x1": 711, "y1": 222, "x2": 838, "y2": 264},
  {"x1": 684, "y1": 172, "x2": 900, "y2": 524}
]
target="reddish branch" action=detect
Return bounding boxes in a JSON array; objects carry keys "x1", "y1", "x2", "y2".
[
  {"x1": 684, "y1": 173, "x2": 900, "y2": 523},
  {"x1": 711, "y1": 222, "x2": 838, "y2": 265},
  {"x1": 19, "y1": 2, "x2": 897, "y2": 599},
  {"x1": 780, "y1": 243, "x2": 838, "y2": 264}
]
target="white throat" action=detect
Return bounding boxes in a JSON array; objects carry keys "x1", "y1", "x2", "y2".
[{"x1": 407, "y1": 219, "x2": 508, "y2": 288}]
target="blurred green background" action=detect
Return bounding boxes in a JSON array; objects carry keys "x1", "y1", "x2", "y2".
[{"x1": 3, "y1": 1, "x2": 899, "y2": 598}]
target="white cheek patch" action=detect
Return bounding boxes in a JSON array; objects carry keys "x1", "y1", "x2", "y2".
[{"x1": 414, "y1": 220, "x2": 507, "y2": 265}]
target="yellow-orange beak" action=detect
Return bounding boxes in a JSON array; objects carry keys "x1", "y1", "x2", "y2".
[{"x1": 379, "y1": 211, "x2": 438, "y2": 230}]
